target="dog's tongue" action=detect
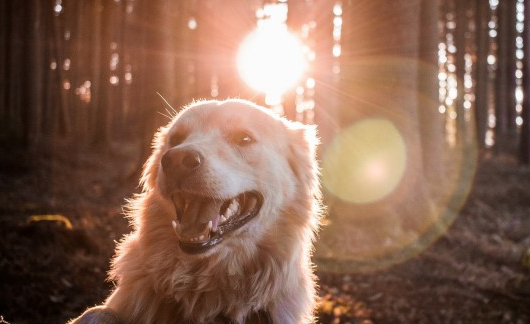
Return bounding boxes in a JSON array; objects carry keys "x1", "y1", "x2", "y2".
[{"x1": 179, "y1": 198, "x2": 222, "y2": 235}]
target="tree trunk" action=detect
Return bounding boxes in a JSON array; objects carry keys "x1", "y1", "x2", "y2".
[
  {"x1": 505, "y1": 0, "x2": 517, "y2": 133},
  {"x1": 108, "y1": 0, "x2": 124, "y2": 139},
  {"x1": 474, "y1": 0, "x2": 490, "y2": 148},
  {"x1": 0, "y1": 1, "x2": 7, "y2": 144},
  {"x1": 520, "y1": 0, "x2": 530, "y2": 164},
  {"x1": 92, "y1": 0, "x2": 111, "y2": 148},
  {"x1": 7, "y1": 1, "x2": 23, "y2": 145},
  {"x1": 51, "y1": 0, "x2": 70, "y2": 137},
  {"x1": 455, "y1": 0, "x2": 468, "y2": 140},
  {"x1": 89, "y1": 0, "x2": 102, "y2": 146},
  {"x1": 418, "y1": 0, "x2": 444, "y2": 185},
  {"x1": 27, "y1": 0, "x2": 45, "y2": 147},
  {"x1": 495, "y1": 0, "x2": 509, "y2": 135}
]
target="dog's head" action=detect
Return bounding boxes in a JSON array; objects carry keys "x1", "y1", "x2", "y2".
[{"x1": 141, "y1": 99, "x2": 319, "y2": 255}]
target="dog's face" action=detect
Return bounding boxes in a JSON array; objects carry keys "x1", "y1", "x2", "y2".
[{"x1": 143, "y1": 100, "x2": 317, "y2": 255}]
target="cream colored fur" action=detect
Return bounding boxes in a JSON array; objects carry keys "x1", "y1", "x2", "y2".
[{"x1": 69, "y1": 99, "x2": 322, "y2": 324}]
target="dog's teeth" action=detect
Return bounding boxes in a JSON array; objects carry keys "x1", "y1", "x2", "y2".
[
  {"x1": 172, "y1": 221, "x2": 184, "y2": 241},
  {"x1": 211, "y1": 218, "x2": 219, "y2": 233},
  {"x1": 228, "y1": 199, "x2": 239, "y2": 212},
  {"x1": 209, "y1": 220, "x2": 218, "y2": 233},
  {"x1": 220, "y1": 215, "x2": 227, "y2": 223},
  {"x1": 225, "y1": 208, "x2": 234, "y2": 218},
  {"x1": 199, "y1": 235, "x2": 205, "y2": 240}
]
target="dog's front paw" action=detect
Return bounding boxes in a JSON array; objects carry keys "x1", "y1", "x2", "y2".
[{"x1": 68, "y1": 306, "x2": 122, "y2": 324}]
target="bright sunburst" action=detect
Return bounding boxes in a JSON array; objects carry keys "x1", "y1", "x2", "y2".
[{"x1": 236, "y1": 23, "x2": 306, "y2": 97}]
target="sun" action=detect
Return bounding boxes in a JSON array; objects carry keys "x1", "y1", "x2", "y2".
[{"x1": 236, "y1": 23, "x2": 306, "y2": 96}]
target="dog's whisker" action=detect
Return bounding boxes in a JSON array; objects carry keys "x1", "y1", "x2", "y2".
[
  {"x1": 157, "y1": 111, "x2": 173, "y2": 120},
  {"x1": 157, "y1": 92, "x2": 177, "y2": 120}
]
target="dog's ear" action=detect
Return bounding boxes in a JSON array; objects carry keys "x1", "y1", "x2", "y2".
[
  {"x1": 286, "y1": 122, "x2": 319, "y2": 186},
  {"x1": 286, "y1": 122, "x2": 323, "y2": 233},
  {"x1": 140, "y1": 125, "x2": 170, "y2": 192}
]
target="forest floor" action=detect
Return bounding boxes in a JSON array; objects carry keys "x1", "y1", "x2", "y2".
[{"x1": 0, "y1": 142, "x2": 529, "y2": 324}]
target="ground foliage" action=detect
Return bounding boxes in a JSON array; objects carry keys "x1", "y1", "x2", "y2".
[{"x1": 0, "y1": 143, "x2": 529, "y2": 324}]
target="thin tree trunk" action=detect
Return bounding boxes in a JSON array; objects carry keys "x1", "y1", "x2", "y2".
[
  {"x1": 89, "y1": 0, "x2": 102, "y2": 144},
  {"x1": 131, "y1": 0, "x2": 154, "y2": 172},
  {"x1": 418, "y1": 0, "x2": 444, "y2": 185},
  {"x1": 62, "y1": 0, "x2": 78, "y2": 139},
  {"x1": 7, "y1": 1, "x2": 23, "y2": 144},
  {"x1": 92, "y1": 0, "x2": 111, "y2": 148},
  {"x1": 108, "y1": 0, "x2": 124, "y2": 139},
  {"x1": 51, "y1": 0, "x2": 70, "y2": 137},
  {"x1": 475, "y1": 0, "x2": 490, "y2": 148},
  {"x1": 19, "y1": 0, "x2": 33, "y2": 148},
  {"x1": 174, "y1": 0, "x2": 195, "y2": 109},
  {"x1": 496, "y1": 0, "x2": 509, "y2": 135},
  {"x1": 455, "y1": 0, "x2": 468, "y2": 140},
  {"x1": 0, "y1": 0, "x2": 8, "y2": 141},
  {"x1": 505, "y1": 0, "x2": 517, "y2": 133},
  {"x1": 520, "y1": 0, "x2": 530, "y2": 163},
  {"x1": 75, "y1": 0, "x2": 91, "y2": 143},
  {"x1": 43, "y1": 0, "x2": 58, "y2": 144},
  {"x1": 28, "y1": 0, "x2": 45, "y2": 147}
]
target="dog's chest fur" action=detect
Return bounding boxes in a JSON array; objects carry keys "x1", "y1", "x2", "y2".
[{"x1": 153, "y1": 244, "x2": 284, "y2": 323}]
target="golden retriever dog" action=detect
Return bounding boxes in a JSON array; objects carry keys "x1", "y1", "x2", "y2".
[{"x1": 69, "y1": 99, "x2": 322, "y2": 324}]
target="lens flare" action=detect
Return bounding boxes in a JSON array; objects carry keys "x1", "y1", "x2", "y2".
[
  {"x1": 322, "y1": 118, "x2": 407, "y2": 204},
  {"x1": 313, "y1": 55, "x2": 477, "y2": 273},
  {"x1": 315, "y1": 111, "x2": 477, "y2": 273},
  {"x1": 236, "y1": 24, "x2": 306, "y2": 95}
]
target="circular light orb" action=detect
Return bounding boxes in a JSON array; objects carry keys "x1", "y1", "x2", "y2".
[
  {"x1": 237, "y1": 25, "x2": 306, "y2": 95},
  {"x1": 322, "y1": 118, "x2": 407, "y2": 204}
]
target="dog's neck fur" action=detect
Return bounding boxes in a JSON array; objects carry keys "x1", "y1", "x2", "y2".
[{"x1": 107, "y1": 191, "x2": 316, "y2": 324}]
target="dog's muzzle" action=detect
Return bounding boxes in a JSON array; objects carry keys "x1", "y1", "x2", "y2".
[{"x1": 161, "y1": 148, "x2": 263, "y2": 254}]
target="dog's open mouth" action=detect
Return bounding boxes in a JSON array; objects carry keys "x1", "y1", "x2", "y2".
[{"x1": 170, "y1": 191, "x2": 263, "y2": 254}]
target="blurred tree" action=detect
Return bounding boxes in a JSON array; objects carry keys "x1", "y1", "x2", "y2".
[
  {"x1": 495, "y1": 0, "x2": 509, "y2": 135},
  {"x1": 418, "y1": 0, "x2": 443, "y2": 185},
  {"x1": 0, "y1": 0, "x2": 526, "y2": 162},
  {"x1": 520, "y1": 0, "x2": 530, "y2": 164},
  {"x1": 454, "y1": 0, "x2": 468, "y2": 138},
  {"x1": 474, "y1": 0, "x2": 490, "y2": 148},
  {"x1": 92, "y1": 0, "x2": 113, "y2": 148},
  {"x1": 495, "y1": 0, "x2": 518, "y2": 140},
  {"x1": 504, "y1": 0, "x2": 517, "y2": 133}
]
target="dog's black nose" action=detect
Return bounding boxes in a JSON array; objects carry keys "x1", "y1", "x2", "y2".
[{"x1": 161, "y1": 148, "x2": 203, "y2": 177}]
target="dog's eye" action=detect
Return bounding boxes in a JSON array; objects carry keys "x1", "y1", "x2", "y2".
[
  {"x1": 168, "y1": 132, "x2": 185, "y2": 147},
  {"x1": 231, "y1": 131, "x2": 254, "y2": 146}
]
